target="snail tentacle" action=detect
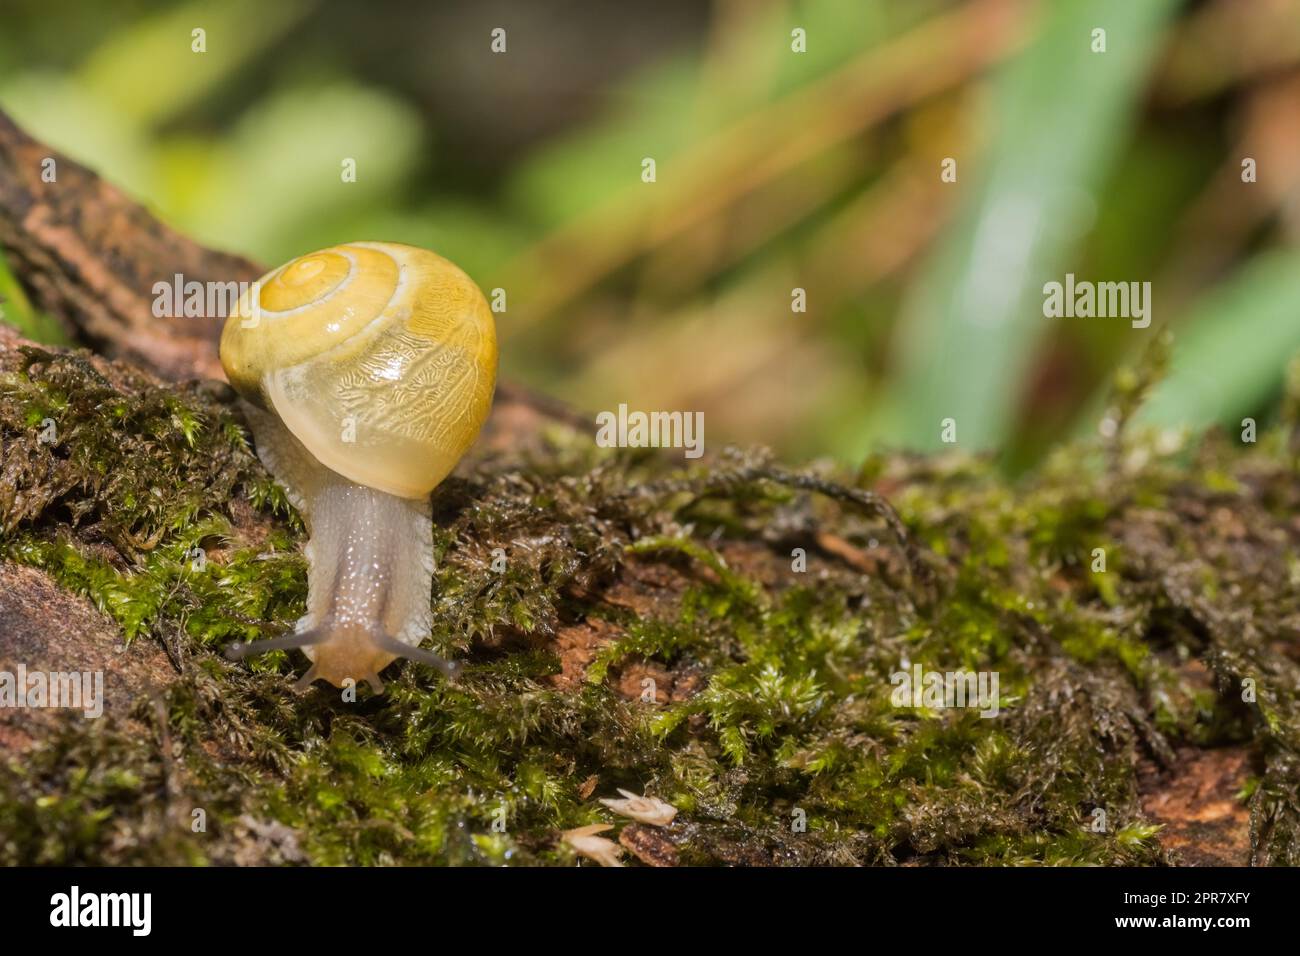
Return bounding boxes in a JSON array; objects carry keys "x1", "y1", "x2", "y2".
[{"x1": 225, "y1": 628, "x2": 331, "y2": 661}]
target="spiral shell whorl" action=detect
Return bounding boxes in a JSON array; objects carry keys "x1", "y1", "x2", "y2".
[{"x1": 220, "y1": 241, "x2": 497, "y2": 499}]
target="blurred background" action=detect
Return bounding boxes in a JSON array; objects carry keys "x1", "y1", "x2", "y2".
[{"x1": 2, "y1": 0, "x2": 1299, "y2": 468}]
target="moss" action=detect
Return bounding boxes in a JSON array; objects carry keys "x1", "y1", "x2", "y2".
[{"x1": 1, "y1": 344, "x2": 1298, "y2": 865}]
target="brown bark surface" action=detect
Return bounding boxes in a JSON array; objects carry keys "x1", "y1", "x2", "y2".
[{"x1": 0, "y1": 111, "x2": 258, "y2": 381}]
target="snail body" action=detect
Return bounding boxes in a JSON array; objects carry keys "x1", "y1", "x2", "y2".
[{"x1": 220, "y1": 241, "x2": 497, "y2": 691}]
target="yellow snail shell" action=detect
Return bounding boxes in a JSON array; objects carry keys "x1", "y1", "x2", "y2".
[{"x1": 220, "y1": 240, "x2": 497, "y2": 499}]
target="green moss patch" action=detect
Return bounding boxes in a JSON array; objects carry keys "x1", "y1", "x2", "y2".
[{"x1": 1, "y1": 344, "x2": 1298, "y2": 865}]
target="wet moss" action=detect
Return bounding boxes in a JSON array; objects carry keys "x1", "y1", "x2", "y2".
[{"x1": 1, "y1": 343, "x2": 1298, "y2": 866}]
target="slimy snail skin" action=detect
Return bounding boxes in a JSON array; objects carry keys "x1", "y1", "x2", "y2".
[{"x1": 219, "y1": 241, "x2": 497, "y2": 692}]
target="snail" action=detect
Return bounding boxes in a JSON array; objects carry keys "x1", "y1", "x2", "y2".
[{"x1": 219, "y1": 241, "x2": 497, "y2": 692}]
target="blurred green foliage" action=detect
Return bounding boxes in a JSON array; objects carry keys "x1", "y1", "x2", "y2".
[
  {"x1": 2, "y1": 0, "x2": 1299, "y2": 464},
  {"x1": 878, "y1": 0, "x2": 1180, "y2": 453}
]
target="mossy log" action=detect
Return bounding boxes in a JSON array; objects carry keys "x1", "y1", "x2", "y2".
[{"x1": 1, "y1": 114, "x2": 1298, "y2": 867}]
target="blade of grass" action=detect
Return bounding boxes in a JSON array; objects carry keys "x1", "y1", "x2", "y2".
[
  {"x1": 1137, "y1": 248, "x2": 1300, "y2": 431},
  {"x1": 870, "y1": 0, "x2": 1180, "y2": 455}
]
